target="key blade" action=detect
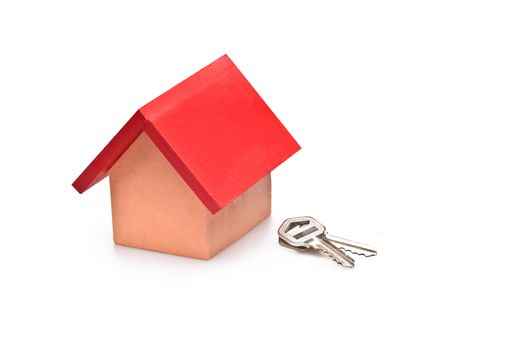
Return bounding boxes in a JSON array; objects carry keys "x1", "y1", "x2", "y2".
[
  {"x1": 338, "y1": 245, "x2": 377, "y2": 257},
  {"x1": 325, "y1": 233, "x2": 378, "y2": 257},
  {"x1": 279, "y1": 238, "x2": 357, "y2": 268},
  {"x1": 317, "y1": 238, "x2": 355, "y2": 268}
]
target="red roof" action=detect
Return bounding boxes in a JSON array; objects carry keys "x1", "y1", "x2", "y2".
[{"x1": 72, "y1": 55, "x2": 300, "y2": 214}]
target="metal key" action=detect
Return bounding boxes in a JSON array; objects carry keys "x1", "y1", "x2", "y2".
[
  {"x1": 279, "y1": 236, "x2": 377, "y2": 257},
  {"x1": 278, "y1": 216, "x2": 378, "y2": 267},
  {"x1": 278, "y1": 216, "x2": 356, "y2": 267}
]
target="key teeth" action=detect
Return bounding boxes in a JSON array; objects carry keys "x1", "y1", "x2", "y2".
[
  {"x1": 321, "y1": 248, "x2": 354, "y2": 268},
  {"x1": 338, "y1": 247, "x2": 376, "y2": 257}
]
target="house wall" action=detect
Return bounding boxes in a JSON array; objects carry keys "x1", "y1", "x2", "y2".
[{"x1": 109, "y1": 132, "x2": 271, "y2": 259}]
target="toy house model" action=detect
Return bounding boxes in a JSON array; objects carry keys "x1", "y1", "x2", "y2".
[{"x1": 72, "y1": 55, "x2": 300, "y2": 259}]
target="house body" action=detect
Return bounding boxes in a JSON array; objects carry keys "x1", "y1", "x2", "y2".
[{"x1": 73, "y1": 55, "x2": 300, "y2": 259}]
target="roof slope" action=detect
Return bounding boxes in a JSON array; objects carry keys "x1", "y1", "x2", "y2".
[{"x1": 72, "y1": 55, "x2": 300, "y2": 214}]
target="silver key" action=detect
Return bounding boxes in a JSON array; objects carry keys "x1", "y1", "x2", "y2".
[
  {"x1": 278, "y1": 216, "x2": 356, "y2": 267},
  {"x1": 278, "y1": 216, "x2": 378, "y2": 267},
  {"x1": 279, "y1": 235, "x2": 377, "y2": 257}
]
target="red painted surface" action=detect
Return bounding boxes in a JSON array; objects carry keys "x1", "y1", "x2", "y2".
[
  {"x1": 71, "y1": 110, "x2": 144, "y2": 194},
  {"x1": 72, "y1": 55, "x2": 300, "y2": 214}
]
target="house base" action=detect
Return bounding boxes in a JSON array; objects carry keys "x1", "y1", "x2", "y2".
[{"x1": 109, "y1": 132, "x2": 271, "y2": 260}]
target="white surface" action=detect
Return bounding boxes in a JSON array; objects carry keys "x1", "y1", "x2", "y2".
[{"x1": 1, "y1": 1, "x2": 526, "y2": 349}]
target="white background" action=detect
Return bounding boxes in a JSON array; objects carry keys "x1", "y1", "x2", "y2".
[{"x1": 1, "y1": 1, "x2": 526, "y2": 349}]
